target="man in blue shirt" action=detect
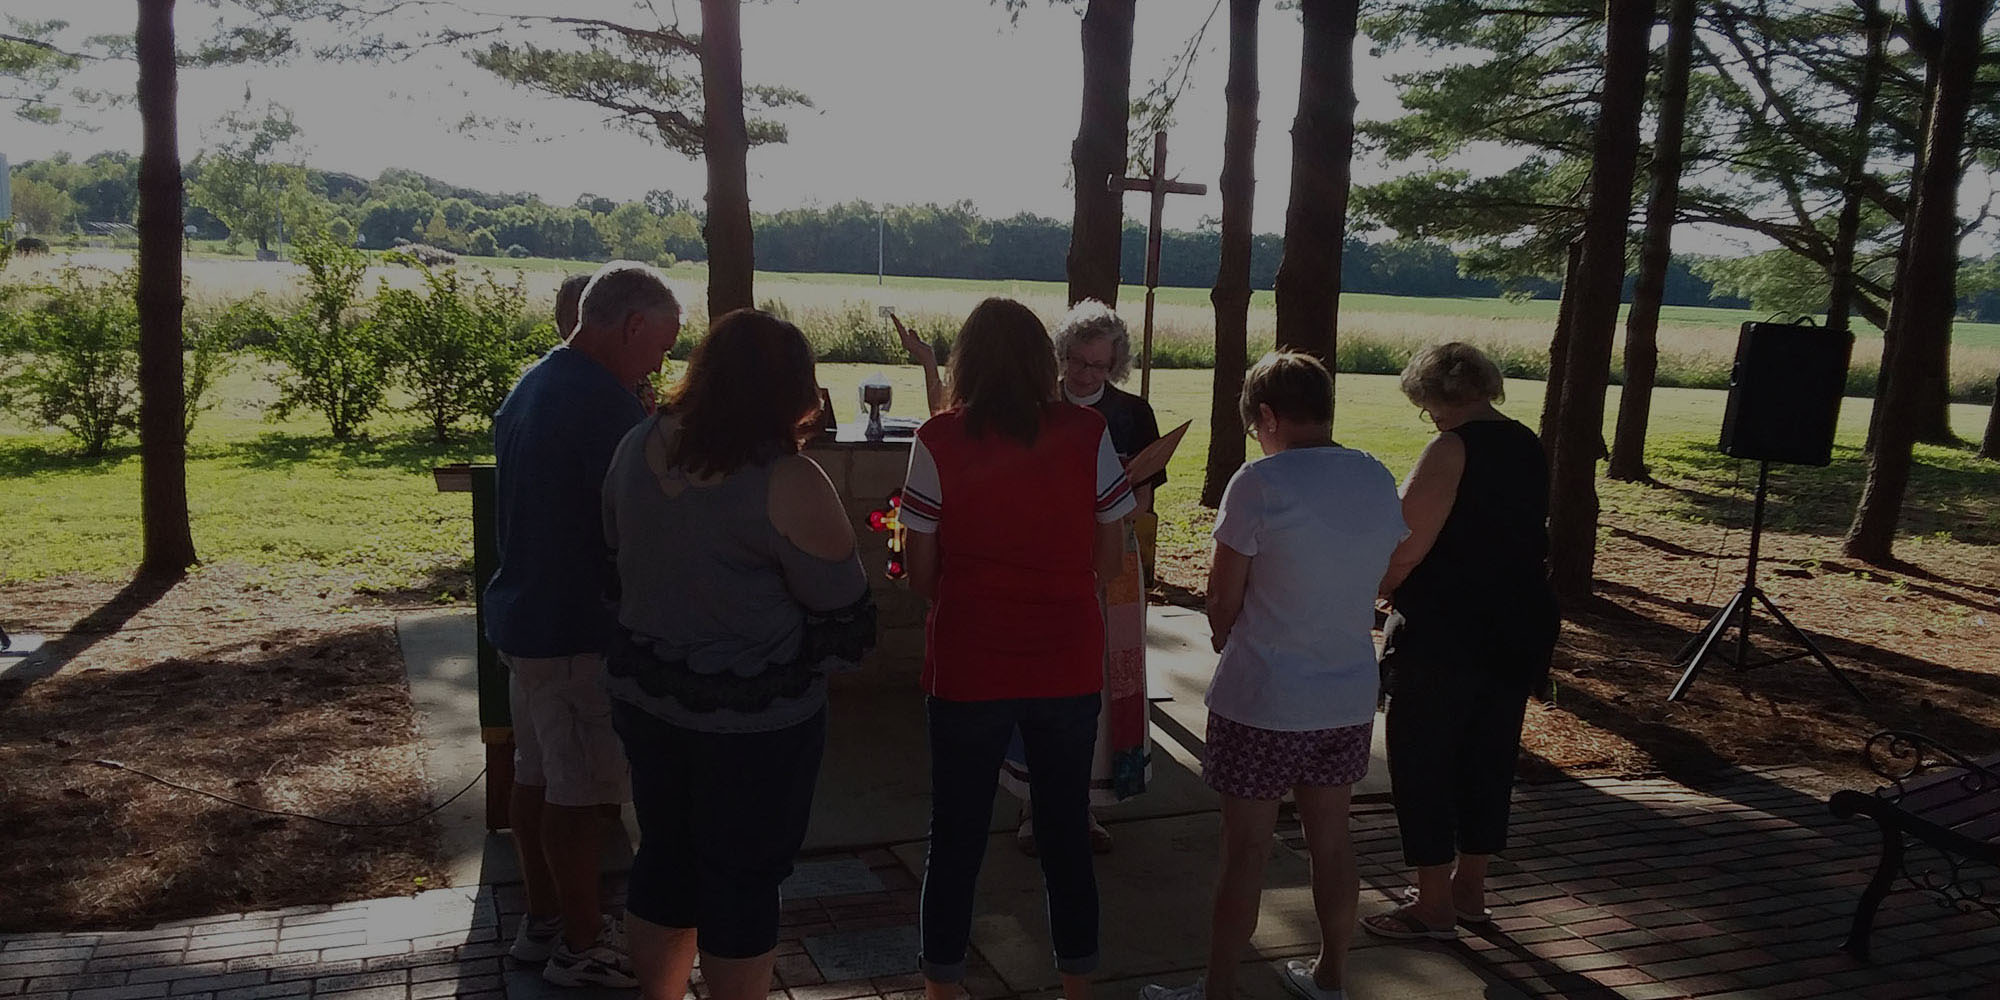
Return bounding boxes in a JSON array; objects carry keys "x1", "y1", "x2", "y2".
[{"x1": 486, "y1": 261, "x2": 679, "y2": 988}]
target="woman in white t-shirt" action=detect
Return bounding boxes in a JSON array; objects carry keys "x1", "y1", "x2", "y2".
[{"x1": 1144, "y1": 351, "x2": 1406, "y2": 1000}]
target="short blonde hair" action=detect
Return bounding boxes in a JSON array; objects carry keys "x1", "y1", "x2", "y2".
[
  {"x1": 1049, "y1": 299, "x2": 1132, "y2": 383},
  {"x1": 1400, "y1": 342, "x2": 1505, "y2": 409},
  {"x1": 1239, "y1": 350, "x2": 1334, "y2": 430}
]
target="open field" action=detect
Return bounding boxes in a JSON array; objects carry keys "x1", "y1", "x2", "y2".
[{"x1": 10, "y1": 251, "x2": 2000, "y2": 393}]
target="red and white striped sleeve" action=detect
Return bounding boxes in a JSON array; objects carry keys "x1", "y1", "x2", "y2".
[
  {"x1": 900, "y1": 434, "x2": 943, "y2": 533},
  {"x1": 1095, "y1": 428, "x2": 1137, "y2": 523}
]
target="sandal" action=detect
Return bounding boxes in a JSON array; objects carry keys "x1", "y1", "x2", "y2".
[
  {"x1": 1361, "y1": 905, "x2": 1456, "y2": 941},
  {"x1": 1402, "y1": 886, "x2": 1493, "y2": 925}
]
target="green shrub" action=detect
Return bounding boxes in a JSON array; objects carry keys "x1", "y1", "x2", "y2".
[
  {"x1": 376, "y1": 256, "x2": 532, "y2": 442},
  {"x1": 261, "y1": 233, "x2": 390, "y2": 440},
  {"x1": 180, "y1": 305, "x2": 245, "y2": 440},
  {"x1": 468, "y1": 228, "x2": 499, "y2": 257},
  {"x1": 4, "y1": 266, "x2": 140, "y2": 455},
  {"x1": 816, "y1": 305, "x2": 905, "y2": 363},
  {"x1": 190, "y1": 295, "x2": 283, "y2": 350},
  {"x1": 505, "y1": 244, "x2": 531, "y2": 259}
]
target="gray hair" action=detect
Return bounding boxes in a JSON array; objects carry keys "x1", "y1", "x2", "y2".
[
  {"x1": 1049, "y1": 299, "x2": 1133, "y2": 383},
  {"x1": 1399, "y1": 342, "x2": 1506, "y2": 409},
  {"x1": 578, "y1": 261, "x2": 681, "y2": 336}
]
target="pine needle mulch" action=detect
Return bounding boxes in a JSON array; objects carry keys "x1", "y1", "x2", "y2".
[{"x1": 0, "y1": 567, "x2": 449, "y2": 932}]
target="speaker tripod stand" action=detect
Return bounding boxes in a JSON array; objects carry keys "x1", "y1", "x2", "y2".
[{"x1": 1667, "y1": 460, "x2": 1864, "y2": 702}]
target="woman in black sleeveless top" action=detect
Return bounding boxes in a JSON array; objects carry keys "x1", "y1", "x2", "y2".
[{"x1": 1362, "y1": 343, "x2": 1559, "y2": 941}]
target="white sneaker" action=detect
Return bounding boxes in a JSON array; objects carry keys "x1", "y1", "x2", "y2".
[
  {"x1": 1141, "y1": 980, "x2": 1204, "y2": 1000},
  {"x1": 1280, "y1": 960, "x2": 1347, "y2": 1000},
  {"x1": 542, "y1": 922, "x2": 638, "y2": 989},
  {"x1": 509, "y1": 914, "x2": 562, "y2": 964}
]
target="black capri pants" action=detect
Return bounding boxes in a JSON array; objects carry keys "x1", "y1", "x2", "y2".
[
  {"x1": 1384, "y1": 661, "x2": 1529, "y2": 869},
  {"x1": 611, "y1": 699, "x2": 827, "y2": 958}
]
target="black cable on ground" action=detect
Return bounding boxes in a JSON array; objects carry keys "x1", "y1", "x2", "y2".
[{"x1": 70, "y1": 757, "x2": 486, "y2": 829}]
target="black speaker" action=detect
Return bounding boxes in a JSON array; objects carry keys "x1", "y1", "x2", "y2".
[{"x1": 1718, "y1": 321, "x2": 1854, "y2": 467}]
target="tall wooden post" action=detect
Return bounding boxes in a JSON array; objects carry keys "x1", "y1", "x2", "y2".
[{"x1": 1110, "y1": 131, "x2": 1207, "y2": 399}]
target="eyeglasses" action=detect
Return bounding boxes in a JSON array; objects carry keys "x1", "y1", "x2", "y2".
[{"x1": 1063, "y1": 355, "x2": 1113, "y2": 374}]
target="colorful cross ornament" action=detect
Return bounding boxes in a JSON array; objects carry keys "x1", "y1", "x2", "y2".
[{"x1": 868, "y1": 489, "x2": 908, "y2": 580}]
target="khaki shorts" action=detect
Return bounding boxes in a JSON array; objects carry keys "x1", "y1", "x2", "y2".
[{"x1": 504, "y1": 652, "x2": 632, "y2": 807}]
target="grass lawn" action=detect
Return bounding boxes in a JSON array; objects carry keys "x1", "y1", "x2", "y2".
[{"x1": 1, "y1": 358, "x2": 1990, "y2": 593}]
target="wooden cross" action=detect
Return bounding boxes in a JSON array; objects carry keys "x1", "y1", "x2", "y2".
[{"x1": 1109, "y1": 130, "x2": 1207, "y2": 400}]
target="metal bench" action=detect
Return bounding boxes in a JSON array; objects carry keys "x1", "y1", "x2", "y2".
[{"x1": 1828, "y1": 730, "x2": 1999, "y2": 959}]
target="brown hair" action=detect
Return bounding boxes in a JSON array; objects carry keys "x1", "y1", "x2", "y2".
[
  {"x1": 1399, "y1": 342, "x2": 1506, "y2": 409},
  {"x1": 947, "y1": 297, "x2": 1058, "y2": 446},
  {"x1": 664, "y1": 309, "x2": 821, "y2": 477},
  {"x1": 1239, "y1": 350, "x2": 1334, "y2": 430},
  {"x1": 555, "y1": 273, "x2": 591, "y2": 338}
]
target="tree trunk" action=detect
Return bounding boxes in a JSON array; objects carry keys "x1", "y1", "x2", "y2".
[
  {"x1": 1608, "y1": 0, "x2": 1695, "y2": 483},
  {"x1": 1067, "y1": 0, "x2": 1136, "y2": 308},
  {"x1": 1539, "y1": 235, "x2": 1586, "y2": 449},
  {"x1": 1272, "y1": 0, "x2": 1358, "y2": 372},
  {"x1": 1910, "y1": 225, "x2": 1959, "y2": 445},
  {"x1": 1869, "y1": 44, "x2": 1935, "y2": 453},
  {"x1": 1981, "y1": 373, "x2": 2000, "y2": 459},
  {"x1": 1546, "y1": 0, "x2": 1652, "y2": 601},
  {"x1": 700, "y1": 0, "x2": 754, "y2": 317},
  {"x1": 1845, "y1": 0, "x2": 1990, "y2": 564},
  {"x1": 136, "y1": 0, "x2": 196, "y2": 580},
  {"x1": 1826, "y1": 0, "x2": 1888, "y2": 336},
  {"x1": 1202, "y1": 0, "x2": 1258, "y2": 510}
]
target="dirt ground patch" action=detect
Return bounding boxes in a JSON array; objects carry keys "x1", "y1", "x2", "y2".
[
  {"x1": 1157, "y1": 504, "x2": 2000, "y2": 792},
  {"x1": 0, "y1": 568, "x2": 448, "y2": 932}
]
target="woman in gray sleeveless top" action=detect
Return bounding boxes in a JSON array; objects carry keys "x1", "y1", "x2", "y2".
[{"x1": 600, "y1": 309, "x2": 873, "y2": 1000}]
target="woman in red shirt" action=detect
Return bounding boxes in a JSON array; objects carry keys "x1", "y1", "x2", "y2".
[{"x1": 901, "y1": 297, "x2": 1135, "y2": 1000}]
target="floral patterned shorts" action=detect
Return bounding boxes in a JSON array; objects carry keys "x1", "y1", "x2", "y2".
[{"x1": 1203, "y1": 714, "x2": 1373, "y2": 800}]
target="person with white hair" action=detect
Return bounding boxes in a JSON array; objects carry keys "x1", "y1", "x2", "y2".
[{"x1": 486, "y1": 260, "x2": 681, "y2": 988}]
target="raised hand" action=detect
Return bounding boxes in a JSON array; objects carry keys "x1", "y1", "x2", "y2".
[{"x1": 891, "y1": 313, "x2": 936, "y2": 369}]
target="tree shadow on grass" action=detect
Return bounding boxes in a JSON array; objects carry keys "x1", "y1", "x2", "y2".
[
  {"x1": 0, "y1": 440, "x2": 139, "y2": 478},
  {"x1": 213, "y1": 428, "x2": 493, "y2": 475},
  {"x1": 0, "y1": 621, "x2": 443, "y2": 931},
  {"x1": 1645, "y1": 442, "x2": 2000, "y2": 545},
  {"x1": 353, "y1": 556, "x2": 476, "y2": 606}
]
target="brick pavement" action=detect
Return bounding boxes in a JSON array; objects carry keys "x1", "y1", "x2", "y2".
[
  {"x1": 6, "y1": 767, "x2": 1992, "y2": 1000},
  {"x1": 1299, "y1": 766, "x2": 2000, "y2": 1000}
]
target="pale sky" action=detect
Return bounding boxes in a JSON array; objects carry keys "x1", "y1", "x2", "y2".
[{"x1": 6, "y1": 2, "x2": 1992, "y2": 258}]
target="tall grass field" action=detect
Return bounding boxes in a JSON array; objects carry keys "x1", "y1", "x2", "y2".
[{"x1": 10, "y1": 250, "x2": 2000, "y2": 403}]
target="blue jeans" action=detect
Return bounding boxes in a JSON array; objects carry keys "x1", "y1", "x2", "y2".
[{"x1": 920, "y1": 693, "x2": 1101, "y2": 983}]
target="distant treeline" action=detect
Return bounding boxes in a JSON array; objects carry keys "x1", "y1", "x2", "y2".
[
  {"x1": 754, "y1": 200, "x2": 1742, "y2": 307},
  {"x1": 7, "y1": 150, "x2": 1960, "y2": 313}
]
